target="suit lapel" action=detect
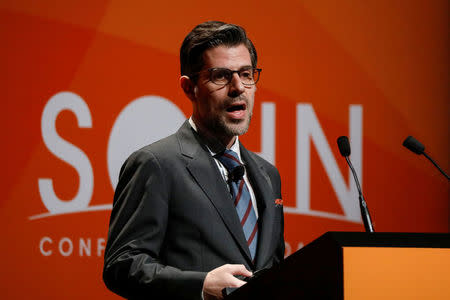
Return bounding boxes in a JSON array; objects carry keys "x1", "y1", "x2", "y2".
[
  {"x1": 176, "y1": 122, "x2": 253, "y2": 263},
  {"x1": 240, "y1": 145, "x2": 277, "y2": 269}
]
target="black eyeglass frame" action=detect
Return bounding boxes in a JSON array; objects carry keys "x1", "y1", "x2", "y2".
[{"x1": 189, "y1": 67, "x2": 262, "y2": 86}]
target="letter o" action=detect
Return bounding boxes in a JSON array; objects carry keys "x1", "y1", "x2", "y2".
[{"x1": 58, "y1": 237, "x2": 73, "y2": 257}]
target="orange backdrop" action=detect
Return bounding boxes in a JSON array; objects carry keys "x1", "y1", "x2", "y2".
[{"x1": 1, "y1": 1, "x2": 448, "y2": 299}]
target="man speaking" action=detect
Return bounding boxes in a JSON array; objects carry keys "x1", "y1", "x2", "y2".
[{"x1": 103, "y1": 21, "x2": 285, "y2": 300}]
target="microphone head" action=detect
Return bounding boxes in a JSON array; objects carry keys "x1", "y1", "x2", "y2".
[
  {"x1": 337, "y1": 136, "x2": 351, "y2": 157},
  {"x1": 229, "y1": 165, "x2": 245, "y2": 182},
  {"x1": 403, "y1": 136, "x2": 425, "y2": 155}
]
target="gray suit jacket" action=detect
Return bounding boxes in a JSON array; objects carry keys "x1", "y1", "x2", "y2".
[{"x1": 103, "y1": 120, "x2": 284, "y2": 299}]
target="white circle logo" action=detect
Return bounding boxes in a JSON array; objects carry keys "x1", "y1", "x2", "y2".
[{"x1": 107, "y1": 96, "x2": 186, "y2": 189}]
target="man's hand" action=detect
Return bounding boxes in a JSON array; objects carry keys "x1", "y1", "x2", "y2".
[{"x1": 202, "y1": 264, "x2": 252, "y2": 299}]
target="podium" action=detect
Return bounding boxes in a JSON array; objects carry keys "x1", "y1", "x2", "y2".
[{"x1": 226, "y1": 232, "x2": 450, "y2": 300}]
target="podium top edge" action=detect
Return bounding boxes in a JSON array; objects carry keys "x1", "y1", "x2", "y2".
[{"x1": 319, "y1": 231, "x2": 450, "y2": 248}]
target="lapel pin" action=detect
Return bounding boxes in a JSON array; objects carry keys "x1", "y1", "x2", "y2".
[{"x1": 274, "y1": 198, "x2": 283, "y2": 207}]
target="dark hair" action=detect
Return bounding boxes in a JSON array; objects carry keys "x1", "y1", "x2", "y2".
[{"x1": 180, "y1": 21, "x2": 257, "y2": 78}]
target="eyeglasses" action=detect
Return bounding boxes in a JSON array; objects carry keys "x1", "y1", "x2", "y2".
[{"x1": 192, "y1": 67, "x2": 262, "y2": 86}]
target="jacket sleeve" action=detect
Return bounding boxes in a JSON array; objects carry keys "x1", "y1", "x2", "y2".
[{"x1": 102, "y1": 149, "x2": 207, "y2": 300}]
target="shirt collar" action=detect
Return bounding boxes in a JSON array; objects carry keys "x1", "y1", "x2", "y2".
[{"x1": 188, "y1": 116, "x2": 242, "y2": 160}]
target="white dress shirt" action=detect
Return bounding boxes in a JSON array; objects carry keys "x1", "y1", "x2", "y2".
[{"x1": 188, "y1": 117, "x2": 258, "y2": 217}]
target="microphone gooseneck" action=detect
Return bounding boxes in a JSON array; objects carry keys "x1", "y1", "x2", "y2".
[
  {"x1": 337, "y1": 136, "x2": 375, "y2": 233},
  {"x1": 403, "y1": 136, "x2": 449, "y2": 180}
]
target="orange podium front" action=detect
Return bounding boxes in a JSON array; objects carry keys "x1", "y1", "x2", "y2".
[
  {"x1": 343, "y1": 247, "x2": 450, "y2": 299},
  {"x1": 226, "y1": 232, "x2": 450, "y2": 300}
]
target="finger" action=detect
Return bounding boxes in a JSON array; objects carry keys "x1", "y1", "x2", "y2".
[
  {"x1": 227, "y1": 276, "x2": 247, "y2": 288},
  {"x1": 228, "y1": 264, "x2": 253, "y2": 277}
]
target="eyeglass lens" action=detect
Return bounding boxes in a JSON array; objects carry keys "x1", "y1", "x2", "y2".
[{"x1": 210, "y1": 68, "x2": 260, "y2": 85}]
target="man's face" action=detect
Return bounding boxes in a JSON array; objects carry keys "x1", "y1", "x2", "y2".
[{"x1": 191, "y1": 44, "x2": 256, "y2": 145}]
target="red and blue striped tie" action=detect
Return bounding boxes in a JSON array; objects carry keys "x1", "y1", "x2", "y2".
[{"x1": 216, "y1": 149, "x2": 258, "y2": 260}]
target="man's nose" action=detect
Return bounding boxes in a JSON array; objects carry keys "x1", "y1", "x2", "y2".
[{"x1": 228, "y1": 73, "x2": 245, "y2": 97}]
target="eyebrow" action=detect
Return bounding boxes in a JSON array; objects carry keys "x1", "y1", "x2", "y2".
[{"x1": 211, "y1": 65, "x2": 253, "y2": 71}]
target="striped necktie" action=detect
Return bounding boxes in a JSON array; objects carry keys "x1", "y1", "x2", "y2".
[{"x1": 216, "y1": 149, "x2": 258, "y2": 260}]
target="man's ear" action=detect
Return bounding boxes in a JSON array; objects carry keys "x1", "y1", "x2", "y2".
[{"x1": 180, "y1": 76, "x2": 197, "y2": 101}]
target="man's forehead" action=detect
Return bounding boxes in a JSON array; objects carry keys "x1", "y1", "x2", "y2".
[{"x1": 202, "y1": 44, "x2": 252, "y2": 69}]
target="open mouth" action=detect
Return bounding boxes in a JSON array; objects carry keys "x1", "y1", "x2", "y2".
[
  {"x1": 226, "y1": 103, "x2": 246, "y2": 112},
  {"x1": 225, "y1": 102, "x2": 247, "y2": 120}
]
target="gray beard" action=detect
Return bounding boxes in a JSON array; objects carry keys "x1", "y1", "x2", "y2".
[{"x1": 210, "y1": 113, "x2": 252, "y2": 138}]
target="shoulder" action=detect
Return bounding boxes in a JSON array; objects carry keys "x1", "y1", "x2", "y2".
[
  {"x1": 121, "y1": 120, "x2": 201, "y2": 176},
  {"x1": 241, "y1": 146, "x2": 281, "y2": 186},
  {"x1": 248, "y1": 151, "x2": 276, "y2": 170},
  {"x1": 243, "y1": 147, "x2": 279, "y2": 175},
  {"x1": 137, "y1": 134, "x2": 179, "y2": 157},
  {"x1": 241, "y1": 146, "x2": 282, "y2": 198},
  {"x1": 114, "y1": 134, "x2": 183, "y2": 199},
  {"x1": 128, "y1": 120, "x2": 199, "y2": 164},
  {"x1": 121, "y1": 134, "x2": 181, "y2": 177}
]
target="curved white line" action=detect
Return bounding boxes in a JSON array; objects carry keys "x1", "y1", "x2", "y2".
[{"x1": 28, "y1": 204, "x2": 112, "y2": 220}]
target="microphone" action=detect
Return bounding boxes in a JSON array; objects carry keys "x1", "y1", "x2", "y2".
[
  {"x1": 229, "y1": 165, "x2": 245, "y2": 182},
  {"x1": 337, "y1": 136, "x2": 375, "y2": 232},
  {"x1": 403, "y1": 136, "x2": 449, "y2": 180},
  {"x1": 337, "y1": 136, "x2": 351, "y2": 157}
]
